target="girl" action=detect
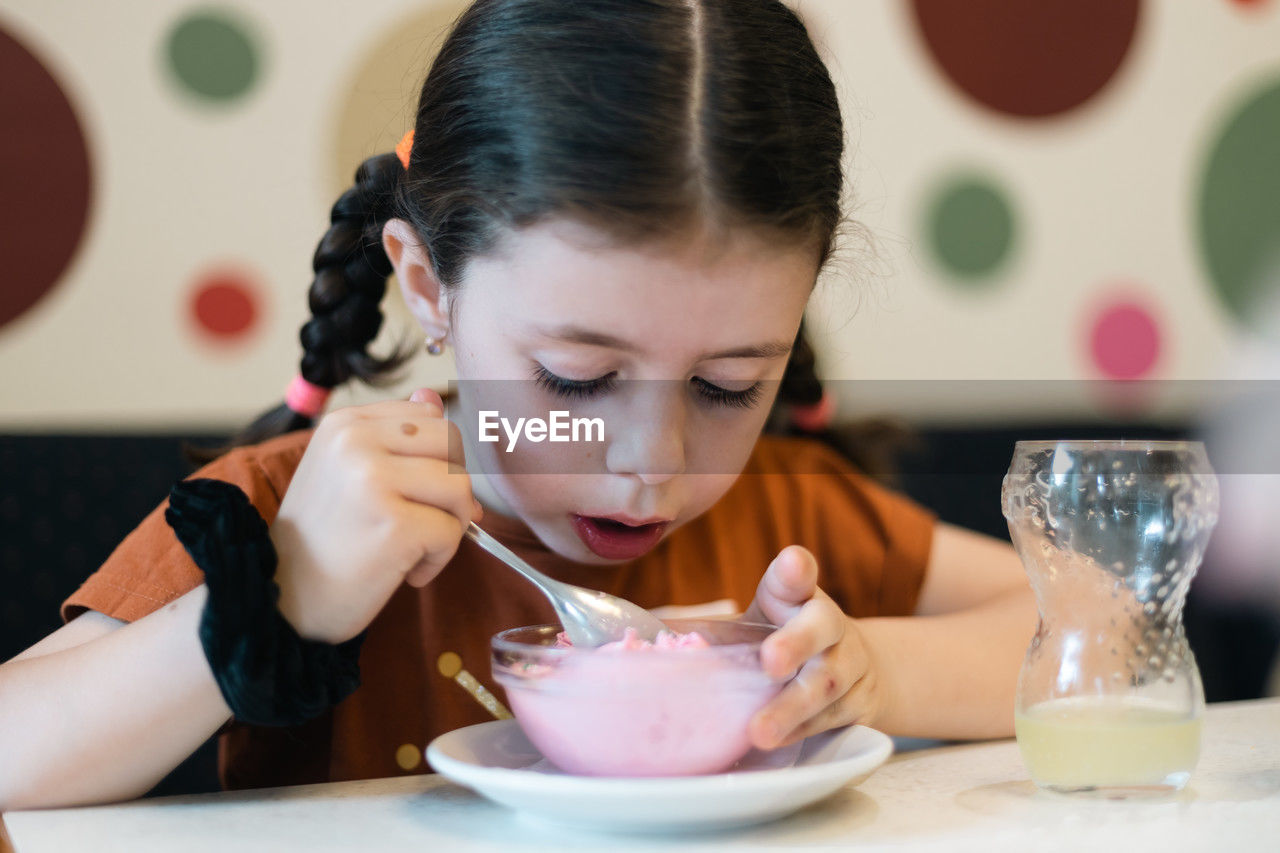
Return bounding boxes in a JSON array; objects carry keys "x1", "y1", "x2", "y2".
[{"x1": 0, "y1": 0, "x2": 1035, "y2": 809}]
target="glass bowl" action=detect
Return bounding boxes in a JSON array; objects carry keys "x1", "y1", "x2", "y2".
[{"x1": 491, "y1": 617, "x2": 781, "y2": 777}]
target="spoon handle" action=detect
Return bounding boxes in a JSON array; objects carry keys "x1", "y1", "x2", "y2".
[
  {"x1": 463, "y1": 522, "x2": 595, "y2": 645},
  {"x1": 463, "y1": 522, "x2": 667, "y2": 646},
  {"x1": 464, "y1": 522, "x2": 556, "y2": 591}
]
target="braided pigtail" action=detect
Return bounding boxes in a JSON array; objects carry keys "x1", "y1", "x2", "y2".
[
  {"x1": 766, "y1": 319, "x2": 828, "y2": 441},
  {"x1": 187, "y1": 153, "x2": 414, "y2": 465},
  {"x1": 776, "y1": 320, "x2": 825, "y2": 412},
  {"x1": 300, "y1": 152, "x2": 413, "y2": 391},
  {"x1": 769, "y1": 319, "x2": 832, "y2": 437}
]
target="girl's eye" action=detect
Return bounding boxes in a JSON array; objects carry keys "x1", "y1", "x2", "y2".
[
  {"x1": 533, "y1": 366, "x2": 761, "y2": 409},
  {"x1": 533, "y1": 365, "x2": 617, "y2": 399},
  {"x1": 691, "y1": 377, "x2": 763, "y2": 409}
]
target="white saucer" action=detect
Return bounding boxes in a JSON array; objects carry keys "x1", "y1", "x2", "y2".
[{"x1": 426, "y1": 719, "x2": 892, "y2": 833}]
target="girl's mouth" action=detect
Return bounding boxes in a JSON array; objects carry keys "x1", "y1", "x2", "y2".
[{"x1": 571, "y1": 514, "x2": 670, "y2": 560}]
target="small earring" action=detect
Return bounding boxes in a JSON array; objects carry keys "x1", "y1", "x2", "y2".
[{"x1": 424, "y1": 336, "x2": 445, "y2": 356}]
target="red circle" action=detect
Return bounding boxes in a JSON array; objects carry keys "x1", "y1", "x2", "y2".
[
  {"x1": 0, "y1": 26, "x2": 94, "y2": 331},
  {"x1": 1089, "y1": 301, "x2": 1161, "y2": 380},
  {"x1": 191, "y1": 272, "x2": 259, "y2": 340},
  {"x1": 909, "y1": 0, "x2": 1141, "y2": 119}
]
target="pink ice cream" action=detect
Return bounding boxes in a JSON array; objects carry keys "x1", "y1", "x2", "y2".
[
  {"x1": 553, "y1": 627, "x2": 712, "y2": 651},
  {"x1": 494, "y1": 624, "x2": 781, "y2": 777}
]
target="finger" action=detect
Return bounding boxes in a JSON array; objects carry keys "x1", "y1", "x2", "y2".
[
  {"x1": 342, "y1": 396, "x2": 446, "y2": 422},
  {"x1": 363, "y1": 415, "x2": 466, "y2": 469},
  {"x1": 405, "y1": 554, "x2": 443, "y2": 587},
  {"x1": 409, "y1": 387, "x2": 444, "y2": 408},
  {"x1": 748, "y1": 648, "x2": 856, "y2": 750},
  {"x1": 742, "y1": 545, "x2": 819, "y2": 626},
  {"x1": 758, "y1": 593, "x2": 845, "y2": 680},
  {"x1": 391, "y1": 504, "x2": 467, "y2": 587},
  {"x1": 781, "y1": 671, "x2": 879, "y2": 744},
  {"x1": 405, "y1": 563, "x2": 433, "y2": 587},
  {"x1": 376, "y1": 455, "x2": 476, "y2": 530}
]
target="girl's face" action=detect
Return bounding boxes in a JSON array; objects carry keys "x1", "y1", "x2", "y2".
[{"x1": 444, "y1": 219, "x2": 818, "y2": 565}]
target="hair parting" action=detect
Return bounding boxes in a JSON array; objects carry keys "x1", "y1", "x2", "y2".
[{"x1": 193, "y1": 0, "x2": 848, "y2": 465}]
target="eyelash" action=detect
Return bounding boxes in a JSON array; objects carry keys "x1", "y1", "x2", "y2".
[
  {"x1": 691, "y1": 376, "x2": 763, "y2": 409},
  {"x1": 532, "y1": 365, "x2": 617, "y2": 400},
  {"x1": 532, "y1": 366, "x2": 763, "y2": 409}
]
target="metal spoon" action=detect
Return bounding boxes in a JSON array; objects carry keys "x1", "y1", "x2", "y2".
[{"x1": 464, "y1": 522, "x2": 668, "y2": 647}]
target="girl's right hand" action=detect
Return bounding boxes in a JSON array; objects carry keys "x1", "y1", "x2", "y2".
[{"x1": 269, "y1": 388, "x2": 480, "y2": 643}]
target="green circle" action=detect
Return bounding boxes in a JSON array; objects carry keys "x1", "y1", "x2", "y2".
[
  {"x1": 927, "y1": 177, "x2": 1016, "y2": 282},
  {"x1": 1197, "y1": 75, "x2": 1280, "y2": 336},
  {"x1": 165, "y1": 10, "x2": 260, "y2": 102}
]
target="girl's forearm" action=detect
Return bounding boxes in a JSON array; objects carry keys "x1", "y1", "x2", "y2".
[
  {"x1": 0, "y1": 586, "x2": 231, "y2": 811},
  {"x1": 858, "y1": 587, "x2": 1039, "y2": 740}
]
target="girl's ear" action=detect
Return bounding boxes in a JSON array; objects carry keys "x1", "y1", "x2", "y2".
[{"x1": 383, "y1": 218, "x2": 451, "y2": 339}]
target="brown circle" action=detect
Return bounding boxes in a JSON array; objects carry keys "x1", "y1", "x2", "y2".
[
  {"x1": 329, "y1": 4, "x2": 469, "y2": 198},
  {"x1": 909, "y1": 0, "x2": 1142, "y2": 119},
  {"x1": 401, "y1": 422, "x2": 419, "y2": 436},
  {"x1": 328, "y1": 3, "x2": 470, "y2": 328},
  {"x1": 0, "y1": 26, "x2": 93, "y2": 330}
]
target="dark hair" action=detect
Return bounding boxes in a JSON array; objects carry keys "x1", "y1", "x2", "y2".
[{"x1": 193, "y1": 0, "x2": 845, "y2": 463}]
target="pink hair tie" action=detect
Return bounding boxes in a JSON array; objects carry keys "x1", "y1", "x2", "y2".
[
  {"x1": 285, "y1": 375, "x2": 331, "y2": 419},
  {"x1": 790, "y1": 391, "x2": 835, "y2": 432},
  {"x1": 395, "y1": 130, "x2": 414, "y2": 170}
]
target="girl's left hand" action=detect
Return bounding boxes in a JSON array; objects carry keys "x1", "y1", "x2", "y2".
[{"x1": 742, "y1": 545, "x2": 883, "y2": 750}]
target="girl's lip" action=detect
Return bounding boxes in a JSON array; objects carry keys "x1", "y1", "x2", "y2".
[
  {"x1": 587, "y1": 512, "x2": 673, "y2": 527},
  {"x1": 570, "y1": 514, "x2": 670, "y2": 560}
]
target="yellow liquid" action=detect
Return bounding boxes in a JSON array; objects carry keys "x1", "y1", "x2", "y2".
[{"x1": 1015, "y1": 698, "x2": 1201, "y2": 791}]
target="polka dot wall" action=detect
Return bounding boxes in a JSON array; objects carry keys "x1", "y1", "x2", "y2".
[{"x1": 0, "y1": 0, "x2": 1277, "y2": 427}]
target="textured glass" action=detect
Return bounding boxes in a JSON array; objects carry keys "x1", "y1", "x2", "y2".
[{"x1": 1002, "y1": 440, "x2": 1219, "y2": 795}]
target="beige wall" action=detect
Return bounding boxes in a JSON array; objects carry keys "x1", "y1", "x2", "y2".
[{"x1": 0, "y1": 0, "x2": 1277, "y2": 430}]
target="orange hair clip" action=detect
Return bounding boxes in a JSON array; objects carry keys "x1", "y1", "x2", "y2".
[{"x1": 395, "y1": 130, "x2": 414, "y2": 169}]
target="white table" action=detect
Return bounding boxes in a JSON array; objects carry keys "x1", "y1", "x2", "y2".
[{"x1": 5, "y1": 699, "x2": 1278, "y2": 852}]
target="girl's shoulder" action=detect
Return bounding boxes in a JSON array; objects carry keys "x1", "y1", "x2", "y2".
[
  {"x1": 224, "y1": 428, "x2": 316, "y2": 466},
  {"x1": 59, "y1": 429, "x2": 319, "y2": 627},
  {"x1": 717, "y1": 434, "x2": 937, "y2": 617},
  {"x1": 193, "y1": 429, "x2": 318, "y2": 499},
  {"x1": 728, "y1": 433, "x2": 936, "y2": 558}
]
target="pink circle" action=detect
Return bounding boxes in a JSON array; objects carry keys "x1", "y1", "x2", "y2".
[
  {"x1": 1089, "y1": 301, "x2": 1161, "y2": 380},
  {"x1": 190, "y1": 269, "x2": 260, "y2": 341}
]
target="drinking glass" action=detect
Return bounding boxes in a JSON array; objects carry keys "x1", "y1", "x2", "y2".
[{"x1": 1001, "y1": 440, "x2": 1219, "y2": 796}]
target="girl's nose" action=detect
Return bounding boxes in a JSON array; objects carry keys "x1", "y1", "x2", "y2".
[{"x1": 604, "y1": 388, "x2": 686, "y2": 484}]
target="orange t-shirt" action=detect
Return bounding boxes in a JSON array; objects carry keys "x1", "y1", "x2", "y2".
[{"x1": 61, "y1": 430, "x2": 935, "y2": 791}]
